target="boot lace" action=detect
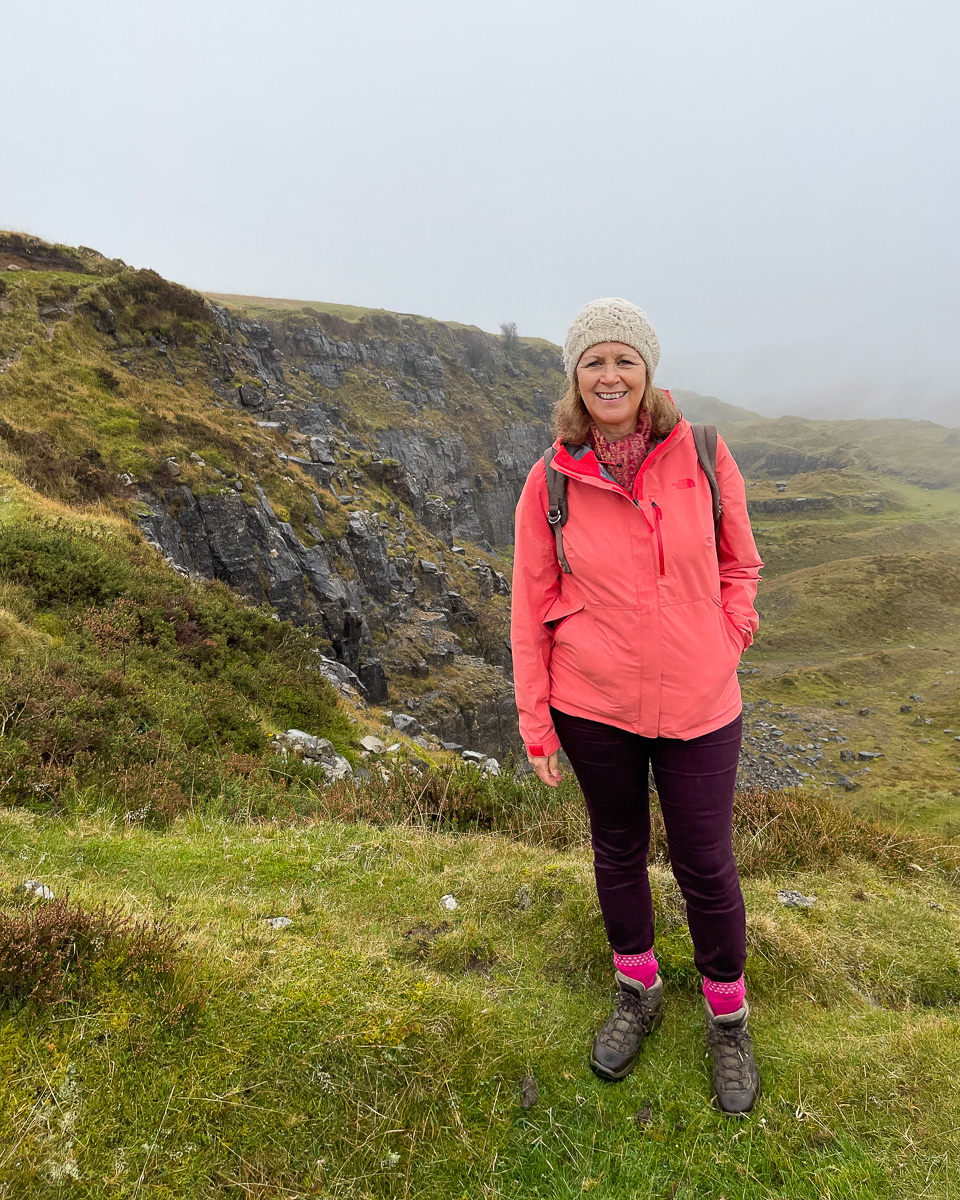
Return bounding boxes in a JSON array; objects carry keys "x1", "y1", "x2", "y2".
[
  {"x1": 708, "y1": 1021, "x2": 756, "y2": 1091},
  {"x1": 596, "y1": 989, "x2": 659, "y2": 1056}
]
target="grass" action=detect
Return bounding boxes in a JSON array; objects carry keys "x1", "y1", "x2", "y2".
[
  {"x1": 203, "y1": 292, "x2": 490, "y2": 337},
  {"x1": 2, "y1": 805, "x2": 960, "y2": 1197}
]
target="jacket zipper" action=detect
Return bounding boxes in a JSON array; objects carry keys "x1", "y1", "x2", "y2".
[{"x1": 651, "y1": 500, "x2": 665, "y2": 574}]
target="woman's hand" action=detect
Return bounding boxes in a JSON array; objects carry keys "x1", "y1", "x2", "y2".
[{"x1": 527, "y1": 750, "x2": 563, "y2": 788}]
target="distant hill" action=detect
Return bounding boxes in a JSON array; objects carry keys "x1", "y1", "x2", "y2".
[{"x1": 674, "y1": 389, "x2": 960, "y2": 489}]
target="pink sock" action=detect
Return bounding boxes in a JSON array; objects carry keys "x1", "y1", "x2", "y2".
[
  {"x1": 703, "y1": 974, "x2": 746, "y2": 1015},
  {"x1": 613, "y1": 948, "x2": 658, "y2": 990}
]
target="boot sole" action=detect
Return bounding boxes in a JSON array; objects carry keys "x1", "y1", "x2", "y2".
[
  {"x1": 589, "y1": 1052, "x2": 638, "y2": 1082},
  {"x1": 588, "y1": 1010, "x2": 663, "y2": 1082}
]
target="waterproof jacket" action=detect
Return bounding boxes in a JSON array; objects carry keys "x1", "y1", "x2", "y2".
[{"x1": 511, "y1": 414, "x2": 763, "y2": 756}]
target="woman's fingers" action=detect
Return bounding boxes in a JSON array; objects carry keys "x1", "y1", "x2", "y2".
[{"x1": 528, "y1": 751, "x2": 564, "y2": 788}]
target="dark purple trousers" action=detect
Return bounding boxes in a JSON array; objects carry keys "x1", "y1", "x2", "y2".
[{"x1": 551, "y1": 707, "x2": 746, "y2": 982}]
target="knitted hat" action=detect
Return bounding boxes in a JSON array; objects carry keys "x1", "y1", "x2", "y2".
[{"x1": 562, "y1": 297, "x2": 660, "y2": 381}]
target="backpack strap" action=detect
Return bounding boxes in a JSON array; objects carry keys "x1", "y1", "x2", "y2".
[
  {"x1": 690, "y1": 423, "x2": 722, "y2": 534},
  {"x1": 543, "y1": 427, "x2": 722, "y2": 570},
  {"x1": 543, "y1": 447, "x2": 572, "y2": 575}
]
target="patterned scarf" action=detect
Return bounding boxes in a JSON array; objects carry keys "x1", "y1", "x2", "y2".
[{"x1": 588, "y1": 408, "x2": 653, "y2": 493}]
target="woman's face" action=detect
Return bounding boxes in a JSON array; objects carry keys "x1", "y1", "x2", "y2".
[{"x1": 576, "y1": 342, "x2": 647, "y2": 438}]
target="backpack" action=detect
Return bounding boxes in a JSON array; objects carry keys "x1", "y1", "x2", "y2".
[{"x1": 543, "y1": 424, "x2": 722, "y2": 575}]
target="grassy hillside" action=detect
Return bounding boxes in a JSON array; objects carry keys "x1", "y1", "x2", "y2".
[
  {"x1": 3, "y1": 794, "x2": 960, "y2": 1197},
  {"x1": 727, "y1": 467, "x2": 960, "y2": 832},
  {"x1": 676, "y1": 391, "x2": 960, "y2": 489},
  {"x1": 0, "y1": 234, "x2": 552, "y2": 734},
  {"x1": 0, "y1": 497, "x2": 356, "y2": 824}
]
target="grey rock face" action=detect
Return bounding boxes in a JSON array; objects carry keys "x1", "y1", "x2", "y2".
[
  {"x1": 134, "y1": 306, "x2": 557, "y2": 759},
  {"x1": 375, "y1": 421, "x2": 551, "y2": 547},
  {"x1": 135, "y1": 486, "x2": 382, "y2": 677},
  {"x1": 747, "y1": 496, "x2": 834, "y2": 515},
  {"x1": 732, "y1": 443, "x2": 849, "y2": 476},
  {"x1": 347, "y1": 511, "x2": 392, "y2": 603}
]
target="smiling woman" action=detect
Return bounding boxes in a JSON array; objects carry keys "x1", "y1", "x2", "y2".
[{"x1": 510, "y1": 296, "x2": 764, "y2": 1115}]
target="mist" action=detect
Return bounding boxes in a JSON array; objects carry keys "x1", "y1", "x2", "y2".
[{"x1": 1, "y1": 0, "x2": 956, "y2": 423}]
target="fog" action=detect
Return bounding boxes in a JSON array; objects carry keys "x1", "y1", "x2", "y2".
[{"x1": 2, "y1": 0, "x2": 957, "y2": 423}]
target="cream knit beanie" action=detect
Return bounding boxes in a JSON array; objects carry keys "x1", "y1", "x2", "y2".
[{"x1": 562, "y1": 297, "x2": 660, "y2": 381}]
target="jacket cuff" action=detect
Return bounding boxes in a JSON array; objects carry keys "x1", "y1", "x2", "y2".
[{"x1": 526, "y1": 733, "x2": 561, "y2": 758}]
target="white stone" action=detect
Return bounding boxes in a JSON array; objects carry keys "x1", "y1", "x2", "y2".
[
  {"x1": 277, "y1": 729, "x2": 334, "y2": 758},
  {"x1": 264, "y1": 916, "x2": 293, "y2": 929},
  {"x1": 322, "y1": 755, "x2": 354, "y2": 781},
  {"x1": 24, "y1": 879, "x2": 54, "y2": 900},
  {"x1": 359, "y1": 735, "x2": 385, "y2": 753},
  {"x1": 440, "y1": 894, "x2": 458, "y2": 910}
]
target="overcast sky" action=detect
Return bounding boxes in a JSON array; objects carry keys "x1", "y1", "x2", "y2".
[{"x1": 3, "y1": 0, "x2": 957, "y2": 423}]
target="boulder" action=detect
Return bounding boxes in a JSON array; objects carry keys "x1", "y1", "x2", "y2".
[
  {"x1": 392, "y1": 713, "x2": 421, "y2": 736},
  {"x1": 277, "y1": 729, "x2": 335, "y2": 758},
  {"x1": 322, "y1": 755, "x2": 353, "y2": 781},
  {"x1": 238, "y1": 383, "x2": 266, "y2": 409}
]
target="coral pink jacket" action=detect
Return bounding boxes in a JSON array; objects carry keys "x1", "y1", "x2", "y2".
[{"x1": 511, "y1": 415, "x2": 763, "y2": 756}]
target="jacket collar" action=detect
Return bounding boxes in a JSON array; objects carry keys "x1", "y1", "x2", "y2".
[{"x1": 551, "y1": 416, "x2": 690, "y2": 484}]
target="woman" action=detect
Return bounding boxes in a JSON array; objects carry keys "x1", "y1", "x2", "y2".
[{"x1": 511, "y1": 298, "x2": 763, "y2": 1115}]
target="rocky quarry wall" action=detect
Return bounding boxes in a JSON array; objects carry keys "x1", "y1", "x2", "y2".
[{"x1": 137, "y1": 305, "x2": 558, "y2": 760}]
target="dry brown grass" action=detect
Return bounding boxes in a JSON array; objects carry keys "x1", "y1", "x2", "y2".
[{"x1": 301, "y1": 767, "x2": 960, "y2": 879}]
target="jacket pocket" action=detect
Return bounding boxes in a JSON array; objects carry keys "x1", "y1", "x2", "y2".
[
  {"x1": 712, "y1": 596, "x2": 747, "y2": 650},
  {"x1": 543, "y1": 594, "x2": 585, "y2": 631}
]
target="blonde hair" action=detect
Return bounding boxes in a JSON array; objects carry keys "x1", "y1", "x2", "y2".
[{"x1": 552, "y1": 372, "x2": 680, "y2": 444}]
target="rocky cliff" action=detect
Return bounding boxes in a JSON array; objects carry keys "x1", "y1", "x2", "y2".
[{"x1": 0, "y1": 235, "x2": 562, "y2": 758}]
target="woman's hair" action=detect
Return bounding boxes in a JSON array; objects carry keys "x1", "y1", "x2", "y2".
[{"x1": 552, "y1": 370, "x2": 680, "y2": 444}]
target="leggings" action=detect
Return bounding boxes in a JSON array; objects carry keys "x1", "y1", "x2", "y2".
[{"x1": 551, "y1": 707, "x2": 746, "y2": 982}]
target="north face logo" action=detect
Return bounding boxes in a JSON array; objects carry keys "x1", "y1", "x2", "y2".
[{"x1": 673, "y1": 477, "x2": 696, "y2": 489}]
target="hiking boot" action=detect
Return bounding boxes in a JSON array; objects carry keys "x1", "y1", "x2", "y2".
[
  {"x1": 705, "y1": 999, "x2": 760, "y2": 1116},
  {"x1": 589, "y1": 972, "x2": 664, "y2": 1081}
]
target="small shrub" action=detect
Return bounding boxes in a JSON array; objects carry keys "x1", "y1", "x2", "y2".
[
  {"x1": 0, "y1": 519, "x2": 130, "y2": 608},
  {"x1": 0, "y1": 896, "x2": 198, "y2": 1016}
]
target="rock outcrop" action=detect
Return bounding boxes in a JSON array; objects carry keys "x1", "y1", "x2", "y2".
[{"x1": 131, "y1": 303, "x2": 560, "y2": 758}]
